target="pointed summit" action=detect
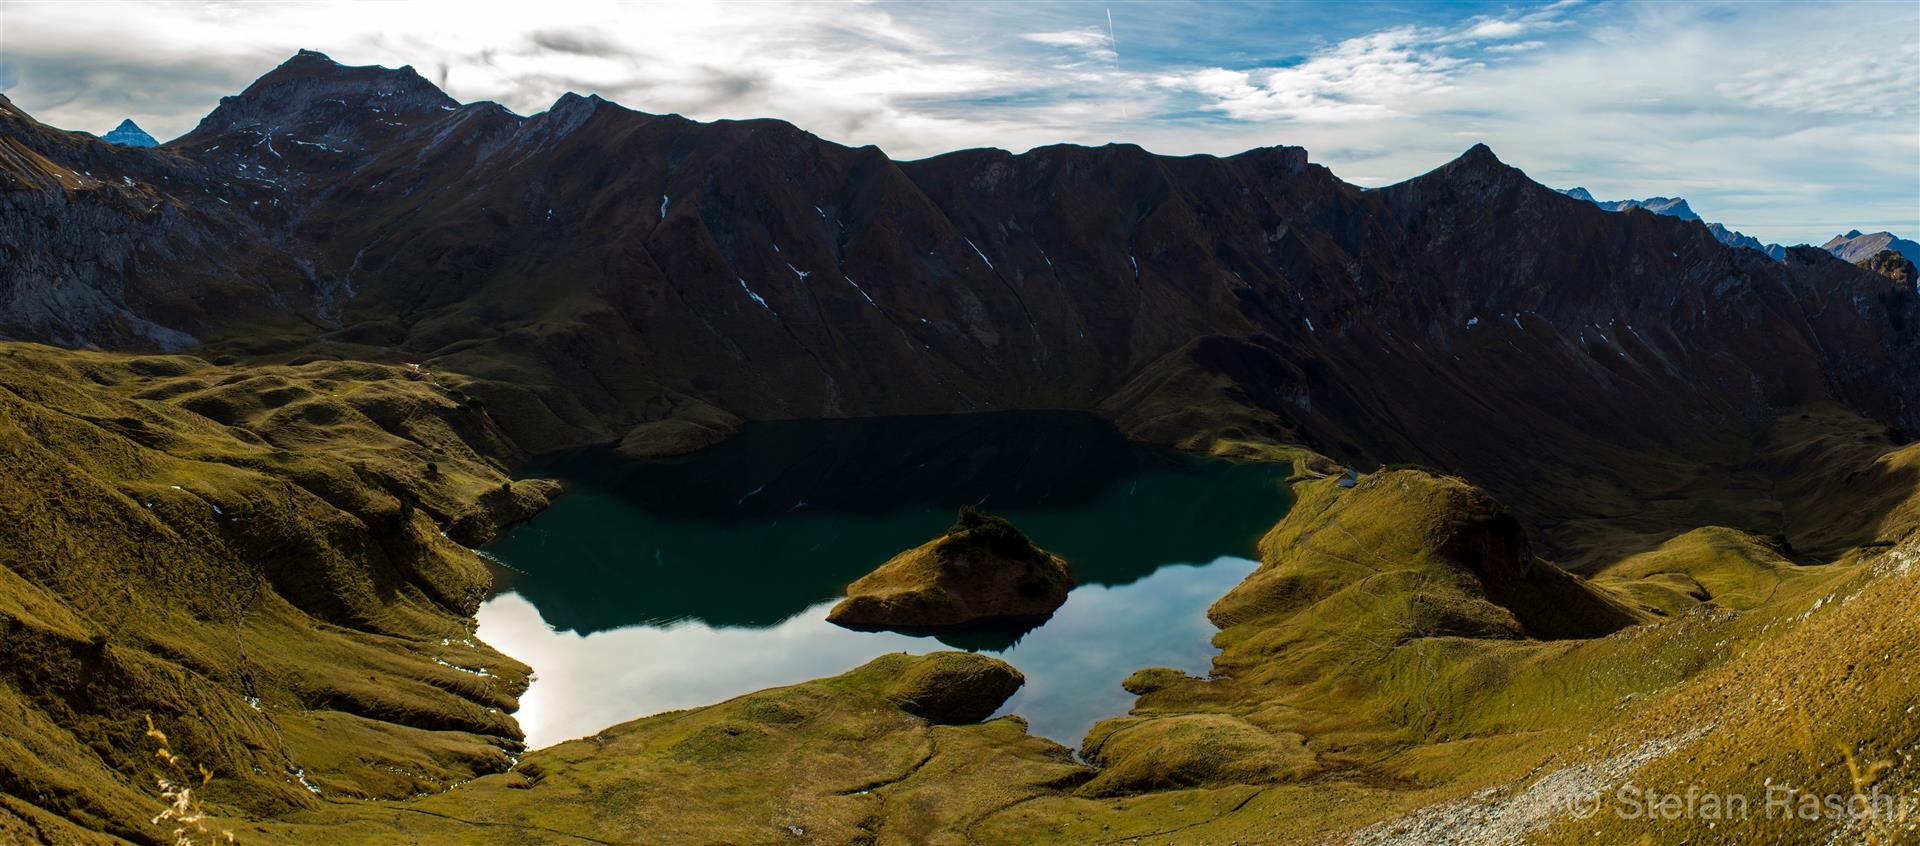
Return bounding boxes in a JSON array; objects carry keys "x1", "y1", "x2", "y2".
[
  {"x1": 1414, "y1": 142, "x2": 1522, "y2": 187},
  {"x1": 1443, "y1": 142, "x2": 1512, "y2": 175},
  {"x1": 101, "y1": 119, "x2": 158, "y2": 147},
  {"x1": 1455, "y1": 142, "x2": 1502, "y2": 167},
  {"x1": 179, "y1": 49, "x2": 458, "y2": 146},
  {"x1": 1434, "y1": 142, "x2": 1523, "y2": 182}
]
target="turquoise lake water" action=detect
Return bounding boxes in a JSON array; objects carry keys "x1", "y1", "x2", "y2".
[{"x1": 476, "y1": 412, "x2": 1293, "y2": 748}]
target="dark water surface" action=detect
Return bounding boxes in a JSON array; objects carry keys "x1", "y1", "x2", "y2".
[{"x1": 477, "y1": 412, "x2": 1293, "y2": 747}]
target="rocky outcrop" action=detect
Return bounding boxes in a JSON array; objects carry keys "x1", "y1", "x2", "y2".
[
  {"x1": 827, "y1": 508, "x2": 1072, "y2": 630},
  {"x1": 1856, "y1": 247, "x2": 1918, "y2": 290}
]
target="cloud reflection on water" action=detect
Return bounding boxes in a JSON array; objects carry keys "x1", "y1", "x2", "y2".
[{"x1": 478, "y1": 555, "x2": 1256, "y2": 749}]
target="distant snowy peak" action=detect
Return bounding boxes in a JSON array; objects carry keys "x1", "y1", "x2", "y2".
[{"x1": 101, "y1": 119, "x2": 158, "y2": 147}]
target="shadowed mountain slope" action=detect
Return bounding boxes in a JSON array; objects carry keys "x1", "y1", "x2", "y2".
[{"x1": 5, "y1": 52, "x2": 1916, "y2": 566}]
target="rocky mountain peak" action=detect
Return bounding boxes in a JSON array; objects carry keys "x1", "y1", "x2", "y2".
[
  {"x1": 1558, "y1": 187, "x2": 1698, "y2": 221},
  {"x1": 100, "y1": 119, "x2": 158, "y2": 147},
  {"x1": 1452, "y1": 142, "x2": 1504, "y2": 170},
  {"x1": 178, "y1": 49, "x2": 457, "y2": 146},
  {"x1": 1823, "y1": 229, "x2": 1920, "y2": 265},
  {"x1": 1403, "y1": 143, "x2": 1522, "y2": 193}
]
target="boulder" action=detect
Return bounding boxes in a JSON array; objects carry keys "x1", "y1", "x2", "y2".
[{"x1": 827, "y1": 507, "x2": 1072, "y2": 630}]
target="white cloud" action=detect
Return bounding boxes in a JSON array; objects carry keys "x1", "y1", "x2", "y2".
[
  {"x1": 1020, "y1": 27, "x2": 1117, "y2": 65},
  {"x1": 0, "y1": 0, "x2": 1026, "y2": 154},
  {"x1": 1715, "y1": 52, "x2": 1919, "y2": 118},
  {"x1": 1459, "y1": 19, "x2": 1528, "y2": 41},
  {"x1": 0, "y1": 0, "x2": 1911, "y2": 245},
  {"x1": 1171, "y1": 28, "x2": 1473, "y2": 123}
]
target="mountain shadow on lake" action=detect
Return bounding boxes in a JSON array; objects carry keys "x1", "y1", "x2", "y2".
[
  {"x1": 486, "y1": 412, "x2": 1293, "y2": 635},
  {"x1": 543, "y1": 412, "x2": 1146, "y2": 519}
]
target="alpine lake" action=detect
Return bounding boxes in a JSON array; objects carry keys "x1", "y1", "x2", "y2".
[{"x1": 477, "y1": 412, "x2": 1295, "y2": 748}]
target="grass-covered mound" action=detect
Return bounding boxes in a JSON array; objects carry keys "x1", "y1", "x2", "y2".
[
  {"x1": 827, "y1": 507, "x2": 1073, "y2": 630},
  {"x1": 239, "y1": 652, "x2": 1087, "y2": 845},
  {"x1": 0, "y1": 343, "x2": 556, "y2": 842},
  {"x1": 970, "y1": 468, "x2": 1870, "y2": 843},
  {"x1": 1591, "y1": 525, "x2": 1804, "y2": 615}
]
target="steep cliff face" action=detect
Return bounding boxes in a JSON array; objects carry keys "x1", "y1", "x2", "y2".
[
  {"x1": 0, "y1": 95, "x2": 317, "y2": 349},
  {"x1": 3, "y1": 51, "x2": 1917, "y2": 557}
]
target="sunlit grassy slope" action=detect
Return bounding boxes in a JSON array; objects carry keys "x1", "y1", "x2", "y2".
[
  {"x1": 0, "y1": 343, "x2": 558, "y2": 842},
  {"x1": 4, "y1": 338, "x2": 1918, "y2": 845}
]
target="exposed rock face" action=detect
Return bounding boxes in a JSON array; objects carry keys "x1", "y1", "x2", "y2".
[
  {"x1": 100, "y1": 119, "x2": 157, "y2": 147},
  {"x1": 828, "y1": 508, "x2": 1072, "y2": 630},
  {"x1": 1824, "y1": 229, "x2": 1920, "y2": 265},
  {"x1": 1856, "y1": 248, "x2": 1918, "y2": 290}
]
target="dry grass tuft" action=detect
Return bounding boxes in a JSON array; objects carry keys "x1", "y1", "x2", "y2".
[{"x1": 146, "y1": 715, "x2": 236, "y2": 845}]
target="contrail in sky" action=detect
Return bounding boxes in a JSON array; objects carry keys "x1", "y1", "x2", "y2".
[{"x1": 1107, "y1": 7, "x2": 1128, "y2": 118}]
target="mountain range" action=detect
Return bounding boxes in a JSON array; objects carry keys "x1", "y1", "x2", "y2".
[
  {"x1": 1825, "y1": 228, "x2": 1920, "y2": 264},
  {"x1": 1561, "y1": 186, "x2": 1918, "y2": 269},
  {"x1": 1, "y1": 50, "x2": 1919, "y2": 845}
]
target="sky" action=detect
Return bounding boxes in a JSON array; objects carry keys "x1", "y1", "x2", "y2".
[{"x1": 1, "y1": 0, "x2": 1915, "y2": 245}]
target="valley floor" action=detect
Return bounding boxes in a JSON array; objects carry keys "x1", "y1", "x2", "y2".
[{"x1": 1, "y1": 343, "x2": 1917, "y2": 845}]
